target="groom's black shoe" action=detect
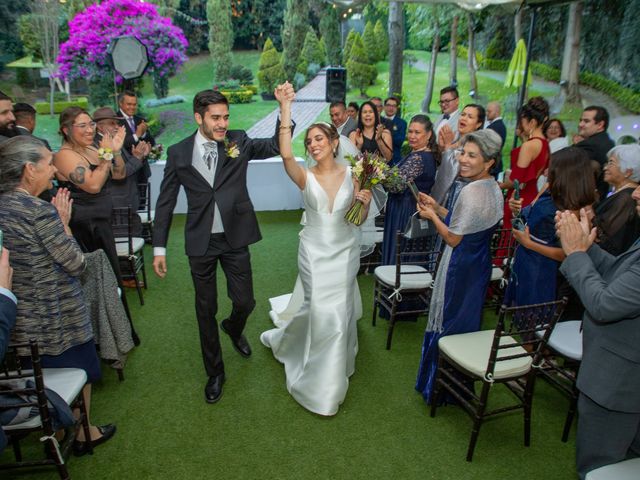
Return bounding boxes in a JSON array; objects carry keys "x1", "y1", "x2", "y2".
[
  {"x1": 205, "y1": 374, "x2": 225, "y2": 404},
  {"x1": 220, "y1": 320, "x2": 252, "y2": 358}
]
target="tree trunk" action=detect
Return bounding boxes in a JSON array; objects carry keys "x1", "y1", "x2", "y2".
[
  {"x1": 388, "y1": 1, "x2": 404, "y2": 97},
  {"x1": 514, "y1": 7, "x2": 523, "y2": 45},
  {"x1": 449, "y1": 15, "x2": 458, "y2": 87},
  {"x1": 467, "y1": 13, "x2": 478, "y2": 98},
  {"x1": 421, "y1": 31, "x2": 440, "y2": 113},
  {"x1": 561, "y1": 1, "x2": 583, "y2": 102}
]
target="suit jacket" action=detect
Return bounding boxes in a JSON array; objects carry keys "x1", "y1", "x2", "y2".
[
  {"x1": 120, "y1": 112, "x2": 155, "y2": 181},
  {"x1": 153, "y1": 127, "x2": 282, "y2": 256},
  {"x1": 16, "y1": 126, "x2": 52, "y2": 151},
  {"x1": 560, "y1": 242, "x2": 640, "y2": 412},
  {"x1": 574, "y1": 131, "x2": 614, "y2": 200},
  {"x1": 337, "y1": 116, "x2": 357, "y2": 138},
  {"x1": 386, "y1": 116, "x2": 407, "y2": 165},
  {"x1": 487, "y1": 118, "x2": 507, "y2": 176}
]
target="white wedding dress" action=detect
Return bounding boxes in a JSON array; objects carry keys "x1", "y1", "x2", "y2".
[{"x1": 260, "y1": 167, "x2": 362, "y2": 416}]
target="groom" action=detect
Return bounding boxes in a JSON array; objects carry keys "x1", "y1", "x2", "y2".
[{"x1": 153, "y1": 89, "x2": 290, "y2": 403}]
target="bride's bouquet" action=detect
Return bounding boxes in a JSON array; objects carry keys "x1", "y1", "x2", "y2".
[{"x1": 345, "y1": 151, "x2": 389, "y2": 226}]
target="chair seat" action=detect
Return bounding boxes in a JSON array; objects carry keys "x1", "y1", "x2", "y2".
[
  {"x1": 439, "y1": 329, "x2": 532, "y2": 380},
  {"x1": 374, "y1": 265, "x2": 433, "y2": 290},
  {"x1": 115, "y1": 237, "x2": 145, "y2": 256},
  {"x1": 585, "y1": 457, "x2": 640, "y2": 480},
  {"x1": 536, "y1": 320, "x2": 583, "y2": 361},
  {"x1": 2, "y1": 368, "x2": 87, "y2": 431},
  {"x1": 137, "y1": 210, "x2": 155, "y2": 224}
]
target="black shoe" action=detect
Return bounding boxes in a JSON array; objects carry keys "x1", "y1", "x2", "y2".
[
  {"x1": 73, "y1": 424, "x2": 117, "y2": 457},
  {"x1": 205, "y1": 374, "x2": 225, "y2": 404},
  {"x1": 220, "y1": 320, "x2": 252, "y2": 358}
]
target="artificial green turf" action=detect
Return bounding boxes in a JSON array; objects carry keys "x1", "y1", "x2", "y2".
[{"x1": 3, "y1": 211, "x2": 577, "y2": 480}]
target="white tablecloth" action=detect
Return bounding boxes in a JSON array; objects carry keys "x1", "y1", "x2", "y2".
[{"x1": 149, "y1": 157, "x2": 305, "y2": 214}]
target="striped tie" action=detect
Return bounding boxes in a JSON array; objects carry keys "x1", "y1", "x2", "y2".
[{"x1": 203, "y1": 142, "x2": 218, "y2": 171}]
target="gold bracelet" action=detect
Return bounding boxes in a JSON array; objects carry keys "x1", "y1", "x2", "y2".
[{"x1": 279, "y1": 125, "x2": 292, "y2": 130}]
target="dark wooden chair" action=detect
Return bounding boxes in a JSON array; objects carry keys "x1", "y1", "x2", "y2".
[
  {"x1": 372, "y1": 231, "x2": 440, "y2": 350},
  {"x1": 0, "y1": 340, "x2": 92, "y2": 479},
  {"x1": 112, "y1": 206, "x2": 147, "y2": 305},
  {"x1": 485, "y1": 227, "x2": 517, "y2": 310},
  {"x1": 430, "y1": 298, "x2": 567, "y2": 461},
  {"x1": 136, "y1": 182, "x2": 154, "y2": 244}
]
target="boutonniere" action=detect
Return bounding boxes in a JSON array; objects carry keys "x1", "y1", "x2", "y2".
[
  {"x1": 224, "y1": 139, "x2": 240, "y2": 159},
  {"x1": 393, "y1": 125, "x2": 398, "y2": 131}
]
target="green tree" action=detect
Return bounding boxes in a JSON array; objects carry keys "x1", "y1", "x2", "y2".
[
  {"x1": 281, "y1": 0, "x2": 309, "y2": 80},
  {"x1": 319, "y1": 4, "x2": 341, "y2": 66},
  {"x1": 207, "y1": 0, "x2": 233, "y2": 82},
  {"x1": 257, "y1": 37, "x2": 285, "y2": 94},
  {"x1": 362, "y1": 21, "x2": 378, "y2": 63},
  {"x1": 342, "y1": 29, "x2": 357, "y2": 66},
  {"x1": 374, "y1": 19, "x2": 388, "y2": 61},
  {"x1": 347, "y1": 33, "x2": 376, "y2": 96},
  {"x1": 318, "y1": 37, "x2": 327, "y2": 67},
  {"x1": 231, "y1": 0, "x2": 286, "y2": 50},
  {"x1": 297, "y1": 28, "x2": 323, "y2": 75},
  {"x1": 18, "y1": 14, "x2": 41, "y2": 60}
]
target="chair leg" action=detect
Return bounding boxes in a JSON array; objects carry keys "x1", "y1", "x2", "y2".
[
  {"x1": 562, "y1": 394, "x2": 578, "y2": 443},
  {"x1": 467, "y1": 381, "x2": 491, "y2": 462},
  {"x1": 430, "y1": 357, "x2": 446, "y2": 417},
  {"x1": 10, "y1": 436, "x2": 23, "y2": 461},
  {"x1": 117, "y1": 367, "x2": 125, "y2": 382},
  {"x1": 372, "y1": 286, "x2": 378, "y2": 326},
  {"x1": 141, "y1": 257, "x2": 148, "y2": 290},
  {"x1": 523, "y1": 372, "x2": 537, "y2": 447},
  {"x1": 386, "y1": 300, "x2": 398, "y2": 350}
]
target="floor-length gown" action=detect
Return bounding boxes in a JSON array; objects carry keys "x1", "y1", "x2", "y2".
[{"x1": 260, "y1": 167, "x2": 362, "y2": 416}]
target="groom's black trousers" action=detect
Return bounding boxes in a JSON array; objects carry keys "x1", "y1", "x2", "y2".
[{"x1": 188, "y1": 233, "x2": 255, "y2": 377}]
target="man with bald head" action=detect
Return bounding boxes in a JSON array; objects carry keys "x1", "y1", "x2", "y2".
[{"x1": 485, "y1": 100, "x2": 506, "y2": 177}]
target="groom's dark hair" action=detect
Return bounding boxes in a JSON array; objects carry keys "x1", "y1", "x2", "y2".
[{"x1": 193, "y1": 90, "x2": 229, "y2": 117}]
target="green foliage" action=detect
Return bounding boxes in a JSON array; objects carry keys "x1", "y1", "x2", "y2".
[
  {"x1": 406, "y1": 4, "x2": 457, "y2": 52},
  {"x1": 319, "y1": 5, "x2": 341, "y2": 66},
  {"x1": 35, "y1": 97, "x2": 89, "y2": 115},
  {"x1": 257, "y1": 38, "x2": 285, "y2": 94},
  {"x1": 281, "y1": 0, "x2": 309, "y2": 80},
  {"x1": 18, "y1": 14, "x2": 41, "y2": 60},
  {"x1": 229, "y1": 64, "x2": 254, "y2": 84},
  {"x1": 0, "y1": 2, "x2": 30, "y2": 68},
  {"x1": 87, "y1": 76, "x2": 114, "y2": 107},
  {"x1": 153, "y1": 72, "x2": 170, "y2": 99},
  {"x1": 343, "y1": 30, "x2": 357, "y2": 66},
  {"x1": 217, "y1": 89, "x2": 254, "y2": 104},
  {"x1": 362, "y1": 21, "x2": 378, "y2": 63},
  {"x1": 297, "y1": 28, "x2": 324, "y2": 77},
  {"x1": 484, "y1": 27, "x2": 509, "y2": 60},
  {"x1": 171, "y1": 0, "x2": 208, "y2": 55},
  {"x1": 318, "y1": 37, "x2": 327, "y2": 68},
  {"x1": 363, "y1": 0, "x2": 389, "y2": 26},
  {"x1": 374, "y1": 20, "x2": 389, "y2": 61},
  {"x1": 207, "y1": 0, "x2": 234, "y2": 82},
  {"x1": 232, "y1": 0, "x2": 286, "y2": 50},
  {"x1": 347, "y1": 33, "x2": 377, "y2": 95}
]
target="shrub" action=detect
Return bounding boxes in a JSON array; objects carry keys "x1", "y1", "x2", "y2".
[
  {"x1": 362, "y1": 21, "x2": 378, "y2": 63},
  {"x1": 319, "y1": 4, "x2": 341, "y2": 66},
  {"x1": 293, "y1": 72, "x2": 306, "y2": 91},
  {"x1": 243, "y1": 85, "x2": 258, "y2": 95},
  {"x1": 343, "y1": 30, "x2": 357, "y2": 66},
  {"x1": 347, "y1": 33, "x2": 377, "y2": 95},
  {"x1": 35, "y1": 97, "x2": 89, "y2": 114},
  {"x1": 257, "y1": 38, "x2": 285, "y2": 94},
  {"x1": 229, "y1": 64, "x2": 254, "y2": 84},
  {"x1": 306, "y1": 63, "x2": 321, "y2": 79},
  {"x1": 297, "y1": 28, "x2": 324, "y2": 77},
  {"x1": 144, "y1": 96, "x2": 186, "y2": 108},
  {"x1": 218, "y1": 89, "x2": 254, "y2": 104},
  {"x1": 374, "y1": 20, "x2": 388, "y2": 61}
]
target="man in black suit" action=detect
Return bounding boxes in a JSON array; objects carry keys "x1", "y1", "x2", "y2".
[
  {"x1": 383, "y1": 96, "x2": 407, "y2": 166},
  {"x1": 152, "y1": 89, "x2": 289, "y2": 404},
  {"x1": 118, "y1": 90, "x2": 155, "y2": 187},
  {"x1": 0, "y1": 91, "x2": 17, "y2": 142},
  {"x1": 485, "y1": 101, "x2": 507, "y2": 178},
  {"x1": 13, "y1": 103, "x2": 52, "y2": 151},
  {"x1": 574, "y1": 106, "x2": 615, "y2": 200},
  {"x1": 556, "y1": 188, "x2": 640, "y2": 478}
]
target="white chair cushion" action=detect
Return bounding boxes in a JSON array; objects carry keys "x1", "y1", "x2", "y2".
[
  {"x1": 439, "y1": 329, "x2": 532, "y2": 380},
  {"x1": 585, "y1": 458, "x2": 640, "y2": 480},
  {"x1": 2, "y1": 368, "x2": 87, "y2": 431},
  {"x1": 536, "y1": 320, "x2": 582, "y2": 361},
  {"x1": 115, "y1": 237, "x2": 145, "y2": 256},
  {"x1": 374, "y1": 265, "x2": 433, "y2": 290},
  {"x1": 373, "y1": 227, "x2": 384, "y2": 244},
  {"x1": 137, "y1": 210, "x2": 155, "y2": 223}
]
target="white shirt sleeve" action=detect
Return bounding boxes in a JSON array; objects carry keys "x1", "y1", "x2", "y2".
[{"x1": 153, "y1": 247, "x2": 167, "y2": 257}]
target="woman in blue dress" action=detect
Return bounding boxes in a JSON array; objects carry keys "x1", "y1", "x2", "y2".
[
  {"x1": 414, "y1": 130, "x2": 504, "y2": 403},
  {"x1": 382, "y1": 115, "x2": 438, "y2": 265},
  {"x1": 504, "y1": 147, "x2": 596, "y2": 306}
]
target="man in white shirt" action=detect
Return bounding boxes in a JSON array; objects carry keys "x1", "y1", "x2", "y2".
[{"x1": 434, "y1": 86, "x2": 460, "y2": 140}]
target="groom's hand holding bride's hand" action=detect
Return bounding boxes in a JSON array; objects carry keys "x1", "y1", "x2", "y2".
[
  {"x1": 153, "y1": 255, "x2": 167, "y2": 278},
  {"x1": 274, "y1": 82, "x2": 295, "y2": 105}
]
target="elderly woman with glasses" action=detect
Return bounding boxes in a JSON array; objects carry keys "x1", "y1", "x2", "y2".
[
  {"x1": 413, "y1": 130, "x2": 504, "y2": 404},
  {"x1": 53, "y1": 106, "x2": 127, "y2": 289}
]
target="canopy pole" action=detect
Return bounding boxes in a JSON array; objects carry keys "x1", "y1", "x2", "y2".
[{"x1": 513, "y1": 6, "x2": 539, "y2": 149}]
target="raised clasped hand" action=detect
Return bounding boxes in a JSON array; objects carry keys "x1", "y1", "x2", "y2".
[
  {"x1": 52, "y1": 187, "x2": 73, "y2": 227},
  {"x1": 556, "y1": 209, "x2": 596, "y2": 255},
  {"x1": 375, "y1": 124, "x2": 385, "y2": 141},
  {"x1": 100, "y1": 125, "x2": 126, "y2": 154},
  {"x1": 274, "y1": 81, "x2": 295, "y2": 104}
]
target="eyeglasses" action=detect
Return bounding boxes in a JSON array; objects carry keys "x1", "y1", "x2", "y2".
[
  {"x1": 439, "y1": 98, "x2": 457, "y2": 105},
  {"x1": 72, "y1": 122, "x2": 97, "y2": 130}
]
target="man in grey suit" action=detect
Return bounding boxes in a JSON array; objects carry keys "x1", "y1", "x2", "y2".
[
  {"x1": 556, "y1": 189, "x2": 640, "y2": 479},
  {"x1": 329, "y1": 101, "x2": 356, "y2": 138},
  {"x1": 152, "y1": 89, "x2": 290, "y2": 404}
]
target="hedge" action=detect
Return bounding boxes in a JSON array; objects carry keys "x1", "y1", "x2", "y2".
[
  {"x1": 35, "y1": 97, "x2": 89, "y2": 114},
  {"x1": 218, "y1": 89, "x2": 254, "y2": 104}
]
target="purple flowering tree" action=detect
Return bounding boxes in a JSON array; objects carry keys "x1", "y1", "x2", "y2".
[{"x1": 58, "y1": 0, "x2": 188, "y2": 99}]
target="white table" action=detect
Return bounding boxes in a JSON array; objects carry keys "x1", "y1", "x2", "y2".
[{"x1": 149, "y1": 157, "x2": 305, "y2": 214}]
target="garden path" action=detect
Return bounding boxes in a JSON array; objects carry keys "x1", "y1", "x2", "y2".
[{"x1": 247, "y1": 70, "x2": 328, "y2": 139}]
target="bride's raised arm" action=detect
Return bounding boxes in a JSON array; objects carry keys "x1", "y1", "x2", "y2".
[{"x1": 275, "y1": 82, "x2": 305, "y2": 190}]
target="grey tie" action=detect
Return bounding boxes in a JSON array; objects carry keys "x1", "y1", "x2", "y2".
[{"x1": 203, "y1": 142, "x2": 218, "y2": 171}]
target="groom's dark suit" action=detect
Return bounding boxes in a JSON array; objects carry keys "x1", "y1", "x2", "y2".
[{"x1": 153, "y1": 127, "x2": 281, "y2": 377}]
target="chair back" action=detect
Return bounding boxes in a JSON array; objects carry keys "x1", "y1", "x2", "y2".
[
  {"x1": 490, "y1": 227, "x2": 517, "y2": 270},
  {"x1": 486, "y1": 298, "x2": 568, "y2": 378},
  {"x1": 394, "y1": 231, "x2": 439, "y2": 288},
  {"x1": 111, "y1": 206, "x2": 134, "y2": 256},
  {"x1": 136, "y1": 183, "x2": 152, "y2": 222}
]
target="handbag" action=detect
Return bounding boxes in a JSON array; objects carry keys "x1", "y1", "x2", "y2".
[{"x1": 403, "y1": 211, "x2": 434, "y2": 239}]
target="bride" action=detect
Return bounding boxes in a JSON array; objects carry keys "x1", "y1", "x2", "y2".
[{"x1": 260, "y1": 82, "x2": 372, "y2": 416}]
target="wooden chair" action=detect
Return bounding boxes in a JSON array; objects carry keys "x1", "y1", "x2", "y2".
[
  {"x1": 136, "y1": 182, "x2": 154, "y2": 244},
  {"x1": 485, "y1": 227, "x2": 517, "y2": 310},
  {"x1": 112, "y1": 206, "x2": 147, "y2": 305},
  {"x1": 0, "y1": 340, "x2": 92, "y2": 479},
  {"x1": 372, "y1": 231, "x2": 440, "y2": 350},
  {"x1": 430, "y1": 298, "x2": 567, "y2": 461}
]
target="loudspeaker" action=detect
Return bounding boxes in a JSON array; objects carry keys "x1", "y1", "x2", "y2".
[
  {"x1": 325, "y1": 67, "x2": 347, "y2": 103},
  {"x1": 107, "y1": 36, "x2": 149, "y2": 80}
]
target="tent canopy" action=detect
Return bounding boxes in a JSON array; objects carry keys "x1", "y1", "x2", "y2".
[{"x1": 381, "y1": 0, "x2": 568, "y2": 11}]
